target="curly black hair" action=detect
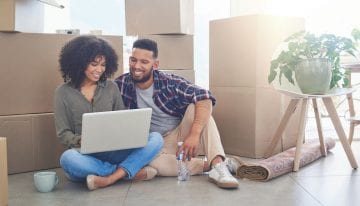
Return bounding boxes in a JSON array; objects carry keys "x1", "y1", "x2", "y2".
[{"x1": 59, "y1": 35, "x2": 118, "y2": 88}]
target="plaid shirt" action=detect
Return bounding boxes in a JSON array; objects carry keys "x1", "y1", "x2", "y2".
[{"x1": 114, "y1": 70, "x2": 216, "y2": 118}]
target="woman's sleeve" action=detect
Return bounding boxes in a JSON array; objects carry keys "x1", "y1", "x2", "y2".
[{"x1": 54, "y1": 88, "x2": 81, "y2": 148}]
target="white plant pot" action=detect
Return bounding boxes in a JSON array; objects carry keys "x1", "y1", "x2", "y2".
[{"x1": 295, "y1": 58, "x2": 332, "y2": 94}]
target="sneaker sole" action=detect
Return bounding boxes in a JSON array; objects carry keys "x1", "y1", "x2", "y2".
[{"x1": 208, "y1": 177, "x2": 239, "y2": 189}]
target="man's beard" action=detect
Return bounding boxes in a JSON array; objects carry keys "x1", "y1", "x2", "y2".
[{"x1": 130, "y1": 67, "x2": 153, "y2": 83}]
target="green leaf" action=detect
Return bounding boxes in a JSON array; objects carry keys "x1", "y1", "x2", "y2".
[
  {"x1": 288, "y1": 42, "x2": 298, "y2": 52},
  {"x1": 343, "y1": 77, "x2": 349, "y2": 88},
  {"x1": 283, "y1": 67, "x2": 295, "y2": 85},
  {"x1": 351, "y1": 28, "x2": 360, "y2": 41},
  {"x1": 268, "y1": 70, "x2": 277, "y2": 84},
  {"x1": 285, "y1": 30, "x2": 306, "y2": 42}
]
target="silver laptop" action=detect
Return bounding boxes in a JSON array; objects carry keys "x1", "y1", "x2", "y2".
[{"x1": 79, "y1": 108, "x2": 152, "y2": 154}]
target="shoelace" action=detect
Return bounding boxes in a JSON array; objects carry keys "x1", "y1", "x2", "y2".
[
  {"x1": 216, "y1": 163, "x2": 233, "y2": 178},
  {"x1": 226, "y1": 159, "x2": 236, "y2": 173}
]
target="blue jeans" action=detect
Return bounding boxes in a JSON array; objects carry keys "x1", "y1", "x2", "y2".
[{"x1": 59, "y1": 132, "x2": 163, "y2": 182}]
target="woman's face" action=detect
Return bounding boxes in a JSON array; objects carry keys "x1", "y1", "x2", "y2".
[{"x1": 84, "y1": 55, "x2": 106, "y2": 83}]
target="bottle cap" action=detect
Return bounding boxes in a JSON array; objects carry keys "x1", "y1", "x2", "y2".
[{"x1": 177, "y1": 142, "x2": 183, "y2": 147}]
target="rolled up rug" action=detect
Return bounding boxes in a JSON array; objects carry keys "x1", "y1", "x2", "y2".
[{"x1": 234, "y1": 138, "x2": 336, "y2": 181}]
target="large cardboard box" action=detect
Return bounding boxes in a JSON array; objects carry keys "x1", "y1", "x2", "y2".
[
  {"x1": 125, "y1": 0, "x2": 194, "y2": 35},
  {"x1": 0, "y1": 0, "x2": 44, "y2": 32},
  {"x1": 0, "y1": 33, "x2": 123, "y2": 116},
  {"x1": 211, "y1": 86, "x2": 301, "y2": 158},
  {"x1": 209, "y1": 15, "x2": 305, "y2": 88},
  {"x1": 209, "y1": 15, "x2": 305, "y2": 158},
  {"x1": 0, "y1": 138, "x2": 8, "y2": 206},
  {"x1": 160, "y1": 69, "x2": 195, "y2": 83},
  {"x1": 0, "y1": 113, "x2": 65, "y2": 174},
  {"x1": 139, "y1": 35, "x2": 194, "y2": 70}
]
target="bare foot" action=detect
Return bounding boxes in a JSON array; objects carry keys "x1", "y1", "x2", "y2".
[
  {"x1": 134, "y1": 168, "x2": 147, "y2": 180},
  {"x1": 87, "y1": 168, "x2": 127, "y2": 190},
  {"x1": 203, "y1": 161, "x2": 211, "y2": 172},
  {"x1": 133, "y1": 166, "x2": 157, "y2": 181},
  {"x1": 211, "y1": 156, "x2": 224, "y2": 167},
  {"x1": 92, "y1": 175, "x2": 113, "y2": 188}
]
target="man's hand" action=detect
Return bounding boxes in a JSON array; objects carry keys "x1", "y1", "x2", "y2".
[
  {"x1": 176, "y1": 99, "x2": 212, "y2": 161},
  {"x1": 177, "y1": 133, "x2": 200, "y2": 161}
]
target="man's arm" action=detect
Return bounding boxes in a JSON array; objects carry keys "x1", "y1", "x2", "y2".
[{"x1": 177, "y1": 99, "x2": 212, "y2": 160}]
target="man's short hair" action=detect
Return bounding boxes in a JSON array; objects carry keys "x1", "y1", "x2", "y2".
[{"x1": 133, "y1": 39, "x2": 158, "y2": 58}]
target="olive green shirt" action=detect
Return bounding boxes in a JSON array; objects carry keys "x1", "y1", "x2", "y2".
[{"x1": 54, "y1": 80, "x2": 125, "y2": 148}]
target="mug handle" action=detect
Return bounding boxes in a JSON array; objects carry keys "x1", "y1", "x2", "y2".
[{"x1": 55, "y1": 175, "x2": 59, "y2": 185}]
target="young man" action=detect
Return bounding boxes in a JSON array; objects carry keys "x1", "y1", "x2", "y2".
[{"x1": 115, "y1": 39, "x2": 239, "y2": 189}]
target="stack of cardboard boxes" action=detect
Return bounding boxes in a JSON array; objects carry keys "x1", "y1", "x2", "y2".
[
  {"x1": 209, "y1": 15, "x2": 305, "y2": 158},
  {"x1": 0, "y1": 34, "x2": 123, "y2": 174},
  {"x1": 125, "y1": 0, "x2": 195, "y2": 82}
]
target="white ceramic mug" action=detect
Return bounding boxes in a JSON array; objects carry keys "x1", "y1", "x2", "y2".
[{"x1": 33, "y1": 171, "x2": 59, "y2": 193}]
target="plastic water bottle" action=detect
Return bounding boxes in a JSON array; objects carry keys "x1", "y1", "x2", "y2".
[{"x1": 177, "y1": 142, "x2": 190, "y2": 181}]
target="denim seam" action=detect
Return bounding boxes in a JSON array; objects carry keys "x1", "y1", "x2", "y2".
[{"x1": 118, "y1": 165, "x2": 132, "y2": 179}]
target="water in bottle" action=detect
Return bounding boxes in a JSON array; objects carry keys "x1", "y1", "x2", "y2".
[{"x1": 177, "y1": 142, "x2": 190, "y2": 181}]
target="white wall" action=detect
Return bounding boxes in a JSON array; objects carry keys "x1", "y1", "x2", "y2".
[
  {"x1": 230, "y1": 0, "x2": 360, "y2": 36},
  {"x1": 194, "y1": 0, "x2": 230, "y2": 88},
  {"x1": 44, "y1": 0, "x2": 125, "y2": 35},
  {"x1": 69, "y1": 0, "x2": 125, "y2": 35},
  {"x1": 43, "y1": 0, "x2": 71, "y2": 33}
]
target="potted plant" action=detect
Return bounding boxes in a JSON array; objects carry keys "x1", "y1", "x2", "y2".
[{"x1": 268, "y1": 29, "x2": 360, "y2": 94}]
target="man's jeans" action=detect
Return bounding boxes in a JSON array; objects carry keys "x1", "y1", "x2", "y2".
[{"x1": 60, "y1": 132, "x2": 163, "y2": 182}]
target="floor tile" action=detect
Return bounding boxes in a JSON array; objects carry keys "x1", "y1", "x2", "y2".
[
  {"x1": 292, "y1": 175, "x2": 360, "y2": 206},
  {"x1": 124, "y1": 175, "x2": 321, "y2": 206}
]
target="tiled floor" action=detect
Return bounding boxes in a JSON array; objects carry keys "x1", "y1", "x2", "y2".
[{"x1": 7, "y1": 139, "x2": 360, "y2": 206}]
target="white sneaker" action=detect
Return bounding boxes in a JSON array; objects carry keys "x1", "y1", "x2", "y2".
[
  {"x1": 208, "y1": 162, "x2": 239, "y2": 189},
  {"x1": 225, "y1": 157, "x2": 241, "y2": 174}
]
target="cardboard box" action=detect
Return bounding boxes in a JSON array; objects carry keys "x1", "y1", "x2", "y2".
[
  {"x1": 211, "y1": 86, "x2": 300, "y2": 158},
  {"x1": 160, "y1": 69, "x2": 195, "y2": 83},
  {"x1": 139, "y1": 35, "x2": 193, "y2": 70},
  {"x1": 0, "y1": 0, "x2": 44, "y2": 32},
  {"x1": 0, "y1": 113, "x2": 65, "y2": 174},
  {"x1": 0, "y1": 138, "x2": 8, "y2": 206},
  {"x1": 209, "y1": 15, "x2": 305, "y2": 88},
  {"x1": 0, "y1": 33, "x2": 123, "y2": 115},
  {"x1": 125, "y1": 0, "x2": 194, "y2": 35}
]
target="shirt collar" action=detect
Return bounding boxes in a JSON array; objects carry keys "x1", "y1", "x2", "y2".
[
  {"x1": 152, "y1": 70, "x2": 161, "y2": 94},
  {"x1": 97, "y1": 80, "x2": 106, "y2": 88}
]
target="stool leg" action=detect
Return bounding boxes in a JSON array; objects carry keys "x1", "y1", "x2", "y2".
[
  {"x1": 347, "y1": 93, "x2": 356, "y2": 145},
  {"x1": 294, "y1": 99, "x2": 308, "y2": 171},
  {"x1": 322, "y1": 97, "x2": 358, "y2": 169},
  {"x1": 349, "y1": 123, "x2": 355, "y2": 145},
  {"x1": 312, "y1": 99, "x2": 327, "y2": 156},
  {"x1": 265, "y1": 98, "x2": 300, "y2": 158}
]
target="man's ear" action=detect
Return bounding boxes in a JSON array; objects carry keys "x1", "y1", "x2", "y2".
[{"x1": 153, "y1": 59, "x2": 160, "y2": 69}]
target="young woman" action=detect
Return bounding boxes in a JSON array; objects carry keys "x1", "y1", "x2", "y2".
[{"x1": 54, "y1": 35, "x2": 163, "y2": 190}]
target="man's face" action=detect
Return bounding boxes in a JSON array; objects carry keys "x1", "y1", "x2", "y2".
[{"x1": 129, "y1": 48, "x2": 159, "y2": 84}]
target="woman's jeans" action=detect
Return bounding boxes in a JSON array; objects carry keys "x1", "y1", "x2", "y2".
[{"x1": 60, "y1": 132, "x2": 163, "y2": 182}]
